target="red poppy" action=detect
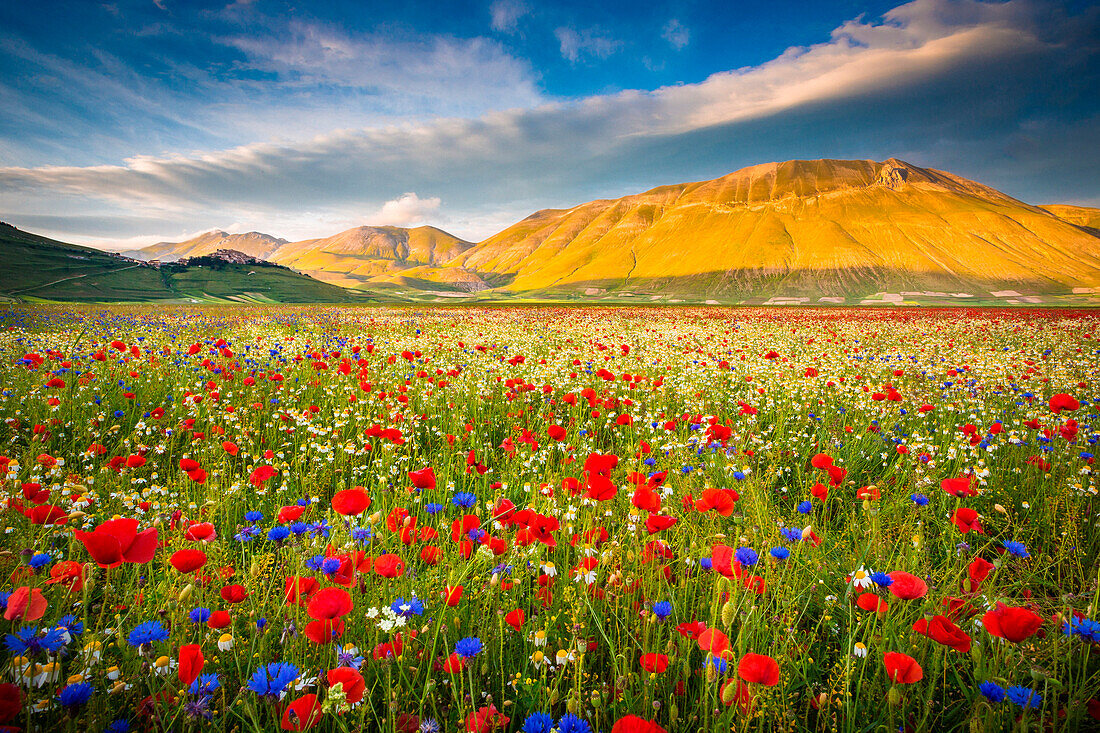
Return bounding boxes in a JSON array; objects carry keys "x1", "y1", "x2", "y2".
[
  {"x1": 631, "y1": 484, "x2": 661, "y2": 513},
  {"x1": 695, "y1": 488, "x2": 738, "y2": 516},
  {"x1": 332, "y1": 487, "x2": 371, "y2": 515},
  {"x1": 883, "y1": 652, "x2": 922, "y2": 683},
  {"x1": 443, "y1": 585, "x2": 464, "y2": 606},
  {"x1": 941, "y1": 476, "x2": 978, "y2": 497},
  {"x1": 810, "y1": 453, "x2": 833, "y2": 469},
  {"x1": 639, "y1": 653, "x2": 669, "y2": 673},
  {"x1": 913, "y1": 615, "x2": 971, "y2": 652},
  {"x1": 304, "y1": 618, "x2": 345, "y2": 644},
  {"x1": 281, "y1": 694, "x2": 323, "y2": 731},
  {"x1": 645, "y1": 514, "x2": 678, "y2": 534},
  {"x1": 375, "y1": 554, "x2": 405, "y2": 578},
  {"x1": 465, "y1": 704, "x2": 510, "y2": 733},
  {"x1": 170, "y1": 549, "x2": 208, "y2": 573},
  {"x1": 697, "y1": 627, "x2": 730, "y2": 658},
  {"x1": 220, "y1": 584, "x2": 249, "y2": 603},
  {"x1": 982, "y1": 603, "x2": 1043, "y2": 643},
  {"x1": 250, "y1": 465, "x2": 277, "y2": 487},
  {"x1": 408, "y1": 467, "x2": 437, "y2": 489},
  {"x1": 0, "y1": 683, "x2": 22, "y2": 724},
  {"x1": 307, "y1": 587, "x2": 353, "y2": 620},
  {"x1": 326, "y1": 667, "x2": 365, "y2": 704},
  {"x1": 46, "y1": 560, "x2": 85, "y2": 592},
  {"x1": 966, "y1": 557, "x2": 995, "y2": 592},
  {"x1": 1049, "y1": 393, "x2": 1080, "y2": 413},
  {"x1": 178, "y1": 644, "x2": 204, "y2": 686},
  {"x1": 3, "y1": 587, "x2": 47, "y2": 622},
  {"x1": 285, "y1": 576, "x2": 320, "y2": 606},
  {"x1": 547, "y1": 425, "x2": 567, "y2": 441},
  {"x1": 222, "y1": 441, "x2": 239, "y2": 456},
  {"x1": 856, "y1": 593, "x2": 888, "y2": 614},
  {"x1": 950, "y1": 508, "x2": 983, "y2": 534},
  {"x1": 505, "y1": 608, "x2": 525, "y2": 631},
  {"x1": 24, "y1": 504, "x2": 69, "y2": 525},
  {"x1": 207, "y1": 610, "x2": 231, "y2": 629},
  {"x1": 451, "y1": 515, "x2": 481, "y2": 542},
  {"x1": 610, "y1": 715, "x2": 667, "y2": 733},
  {"x1": 737, "y1": 653, "x2": 780, "y2": 686},
  {"x1": 73, "y1": 518, "x2": 158, "y2": 568},
  {"x1": 888, "y1": 571, "x2": 928, "y2": 600},
  {"x1": 184, "y1": 522, "x2": 217, "y2": 542}
]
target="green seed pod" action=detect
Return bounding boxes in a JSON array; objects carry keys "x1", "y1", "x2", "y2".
[
  {"x1": 721, "y1": 680, "x2": 736, "y2": 705},
  {"x1": 589, "y1": 689, "x2": 602, "y2": 708},
  {"x1": 481, "y1": 662, "x2": 489, "y2": 676}
]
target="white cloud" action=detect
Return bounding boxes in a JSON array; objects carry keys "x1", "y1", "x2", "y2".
[
  {"x1": 662, "y1": 19, "x2": 690, "y2": 50},
  {"x1": 554, "y1": 27, "x2": 622, "y2": 63},
  {"x1": 490, "y1": 0, "x2": 529, "y2": 33},
  {"x1": 370, "y1": 192, "x2": 442, "y2": 227}
]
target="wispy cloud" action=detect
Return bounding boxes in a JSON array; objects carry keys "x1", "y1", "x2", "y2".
[
  {"x1": 490, "y1": 0, "x2": 529, "y2": 33},
  {"x1": 554, "y1": 27, "x2": 622, "y2": 63},
  {"x1": 662, "y1": 19, "x2": 690, "y2": 50}
]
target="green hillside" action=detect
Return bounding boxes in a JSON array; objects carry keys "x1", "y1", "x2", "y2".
[{"x1": 0, "y1": 223, "x2": 368, "y2": 303}]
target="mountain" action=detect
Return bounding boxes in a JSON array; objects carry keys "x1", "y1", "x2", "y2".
[
  {"x1": 0, "y1": 223, "x2": 366, "y2": 303},
  {"x1": 1041, "y1": 205, "x2": 1100, "y2": 232},
  {"x1": 433, "y1": 159, "x2": 1100, "y2": 304},
  {"x1": 269, "y1": 225, "x2": 474, "y2": 288},
  {"x1": 134, "y1": 230, "x2": 288, "y2": 261}
]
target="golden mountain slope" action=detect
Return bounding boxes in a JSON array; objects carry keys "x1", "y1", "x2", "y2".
[
  {"x1": 268, "y1": 226, "x2": 474, "y2": 289},
  {"x1": 139, "y1": 230, "x2": 288, "y2": 261},
  {"x1": 1041, "y1": 205, "x2": 1100, "y2": 231},
  {"x1": 442, "y1": 158, "x2": 1100, "y2": 299}
]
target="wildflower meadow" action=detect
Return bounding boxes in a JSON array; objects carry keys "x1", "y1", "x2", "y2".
[{"x1": 0, "y1": 304, "x2": 1098, "y2": 733}]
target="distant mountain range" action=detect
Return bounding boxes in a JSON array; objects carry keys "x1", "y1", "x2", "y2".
[{"x1": 5, "y1": 158, "x2": 1100, "y2": 305}]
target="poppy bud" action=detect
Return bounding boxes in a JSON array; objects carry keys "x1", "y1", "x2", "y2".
[
  {"x1": 589, "y1": 690, "x2": 602, "y2": 708},
  {"x1": 250, "y1": 560, "x2": 261, "y2": 577},
  {"x1": 179, "y1": 584, "x2": 194, "y2": 603},
  {"x1": 887, "y1": 686, "x2": 901, "y2": 706},
  {"x1": 721, "y1": 601, "x2": 735, "y2": 627},
  {"x1": 721, "y1": 681, "x2": 738, "y2": 705}
]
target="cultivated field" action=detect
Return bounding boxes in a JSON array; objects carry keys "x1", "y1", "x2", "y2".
[{"x1": 1, "y1": 305, "x2": 1098, "y2": 732}]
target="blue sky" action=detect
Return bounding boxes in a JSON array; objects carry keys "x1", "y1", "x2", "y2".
[{"x1": 0, "y1": 0, "x2": 1097, "y2": 248}]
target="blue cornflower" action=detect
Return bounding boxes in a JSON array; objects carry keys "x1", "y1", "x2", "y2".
[
  {"x1": 55, "y1": 615, "x2": 83, "y2": 636},
  {"x1": 781, "y1": 527, "x2": 802, "y2": 542},
  {"x1": 910, "y1": 493, "x2": 930, "y2": 506},
  {"x1": 245, "y1": 510, "x2": 264, "y2": 523},
  {"x1": 699, "y1": 557, "x2": 713, "y2": 571},
  {"x1": 979, "y1": 681, "x2": 1006, "y2": 703},
  {"x1": 335, "y1": 645, "x2": 365, "y2": 669},
  {"x1": 735, "y1": 547, "x2": 758, "y2": 567},
  {"x1": 770, "y1": 546, "x2": 791, "y2": 560},
  {"x1": 0, "y1": 591, "x2": 9, "y2": 610},
  {"x1": 5, "y1": 626, "x2": 67, "y2": 655},
  {"x1": 322, "y1": 558, "x2": 341, "y2": 575},
  {"x1": 59, "y1": 682, "x2": 94, "y2": 708},
  {"x1": 558, "y1": 714, "x2": 593, "y2": 733},
  {"x1": 189, "y1": 673, "x2": 221, "y2": 695},
  {"x1": 455, "y1": 637, "x2": 483, "y2": 658},
  {"x1": 523, "y1": 712, "x2": 555, "y2": 733},
  {"x1": 703, "y1": 654, "x2": 728, "y2": 673},
  {"x1": 351, "y1": 526, "x2": 373, "y2": 543},
  {"x1": 256, "y1": 618, "x2": 267, "y2": 631},
  {"x1": 105, "y1": 720, "x2": 130, "y2": 733},
  {"x1": 870, "y1": 572, "x2": 894, "y2": 587},
  {"x1": 391, "y1": 596, "x2": 425, "y2": 618},
  {"x1": 419, "y1": 719, "x2": 441, "y2": 733},
  {"x1": 425, "y1": 503, "x2": 444, "y2": 515},
  {"x1": 234, "y1": 526, "x2": 261, "y2": 542},
  {"x1": 452, "y1": 492, "x2": 478, "y2": 508},
  {"x1": 1006, "y1": 686, "x2": 1041, "y2": 709},
  {"x1": 289, "y1": 522, "x2": 310, "y2": 536},
  {"x1": 652, "y1": 601, "x2": 672, "y2": 619},
  {"x1": 247, "y1": 662, "x2": 300, "y2": 698},
  {"x1": 1003, "y1": 541, "x2": 1030, "y2": 558},
  {"x1": 1063, "y1": 617, "x2": 1100, "y2": 643},
  {"x1": 267, "y1": 526, "x2": 290, "y2": 542},
  {"x1": 127, "y1": 620, "x2": 169, "y2": 647},
  {"x1": 28, "y1": 553, "x2": 51, "y2": 569},
  {"x1": 305, "y1": 555, "x2": 325, "y2": 572},
  {"x1": 797, "y1": 501, "x2": 813, "y2": 514},
  {"x1": 189, "y1": 608, "x2": 212, "y2": 624},
  {"x1": 309, "y1": 520, "x2": 331, "y2": 538}
]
